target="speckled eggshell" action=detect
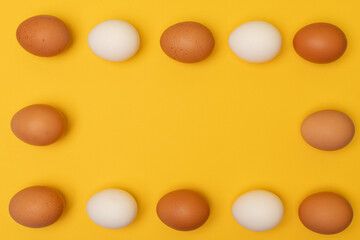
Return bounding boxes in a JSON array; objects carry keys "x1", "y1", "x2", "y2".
[
  {"x1": 9, "y1": 186, "x2": 65, "y2": 228},
  {"x1": 160, "y1": 21, "x2": 215, "y2": 63},
  {"x1": 156, "y1": 189, "x2": 210, "y2": 231},
  {"x1": 16, "y1": 15, "x2": 71, "y2": 57}
]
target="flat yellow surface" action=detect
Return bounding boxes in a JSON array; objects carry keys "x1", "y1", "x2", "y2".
[{"x1": 1, "y1": 0, "x2": 359, "y2": 239}]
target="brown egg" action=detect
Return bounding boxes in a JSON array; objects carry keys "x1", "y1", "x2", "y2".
[
  {"x1": 301, "y1": 110, "x2": 354, "y2": 151},
  {"x1": 11, "y1": 104, "x2": 66, "y2": 146},
  {"x1": 9, "y1": 186, "x2": 65, "y2": 228},
  {"x1": 156, "y1": 189, "x2": 210, "y2": 231},
  {"x1": 299, "y1": 192, "x2": 353, "y2": 234},
  {"x1": 160, "y1": 21, "x2": 215, "y2": 63},
  {"x1": 293, "y1": 23, "x2": 347, "y2": 63},
  {"x1": 16, "y1": 15, "x2": 71, "y2": 57}
]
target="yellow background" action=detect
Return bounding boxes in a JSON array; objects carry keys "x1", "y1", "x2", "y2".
[{"x1": 0, "y1": 0, "x2": 359, "y2": 239}]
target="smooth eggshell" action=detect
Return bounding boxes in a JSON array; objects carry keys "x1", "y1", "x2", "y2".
[
  {"x1": 11, "y1": 104, "x2": 66, "y2": 146},
  {"x1": 156, "y1": 189, "x2": 210, "y2": 231},
  {"x1": 9, "y1": 186, "x2": 65, "y2": 228},
  {"x1": 301, "y1": 110, "x2": 354, "y2": 151},
  {"x1": 160, "y1": 21, "x2": 215, "y2": 63},
  {"x1": 16, "y1": 15, "x2": 71, "y2": 57},
  {"x1": 293, "y1": 23, "x2": 347, "y2": 63},
  {"x1": 228, "y1": 21, "x2": 282, "y2": 63},
  {"x1": 88, "y1": 20, "x2": 140, "y2": 62},
  {"x1": 299, "y1": 192, "x2": 353, "y2": 234},
  {"x1": 86, "y1": 188, "x2": 138, "y2": 229},
  {"x1": 232, "y1": 190, "x2": 284, "y2": 231}
]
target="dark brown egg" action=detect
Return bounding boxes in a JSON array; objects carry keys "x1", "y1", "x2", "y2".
[
  {"x1": 11, "y1": 104, "x2": 66, "y2": 146},
  {"x1": 156, "y1": 189, "x2": 210, "y2": 231},
  {"x1": 301, "y1": 110, "x2": 354, "y2": 151},
  {"x1": 9, "y1": 186, "x2": 65, "y2": 228},
  {"x1": 160, "y1": 21, "x2": 215, "y2": 63},
  {"x1": 299, "y1": 192, "x2": 353, "y2": 234},
  {"x1": 293, "y1": 23, "x2": 347, "y2": 63},
  {"x1": 16, "y1": 15, "x2": 71, "y2": 57}
]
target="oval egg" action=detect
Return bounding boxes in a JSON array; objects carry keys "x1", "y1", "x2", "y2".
[
  {"x1": 11, "y1": 104, "x2": 66, "y2": 146},
  {"x1": 16, "y1": 15, "x2": 71, "y2": 57},
  {"x1": 160, "y1": 21, "x2": 215, "y2": 63},
  {"x1": 228, "y1": 21, "x2": 282, "y2": 63},
  {"x1": 156, "y1": 189, "x2": 210, "y2": 231},
  {"x1": 88, "y1": 19, "x2": 140, "y2": 62},
  {"x1": 293, "y1": 22, "x2": 347, "y2": 63},
  {"x1": 299, "y1": 192, "x2": 353, "y2": 234},
  {"x1": 232, "y1": 190, "x2": 284, "y2": 232},
  {"x1": 301, "y1": 110, "x2": 354, "y2": 151},
  {"x1": 86, "y1": 188, "x2": 138, "y2": 229},
  {"x1": 9, "y1": 186, "x2": 65, "y2": 228}
]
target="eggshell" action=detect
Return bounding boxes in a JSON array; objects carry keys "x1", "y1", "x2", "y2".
[
  {"x1": 86, "y1": 188, "x2": 138, "y2": 229},
  {"x1": 299, "y1": 192, "x2": 353, "y2": 234},
  {"x1": 156, "y1": 189, "x2": 210, "y2": 231},
  {"x1": 16, "y1": 15, "x2": 71, "y2": 57},
  {"x1": 232, "y1": 190, "x2": 284, "y2": 231},
  {"x1": 228, "y1": 21, "x2": 282, "y2": 63},
  {"x1": 11, "y1": 104, "x2": 66, "y2": 146},
  {"x1": 301, "y1": 110, "x2": 354, "y2": 151},
  {"x1": 9, "y1": 186, "x2": 65, "y2": 228},
  {"x1": 293, "y1": 23, "x2": 347, "y2": 63},
  {"x1": 160, "y1": 21, "x2": 214, "y2": 63},
  {"x1": 88, "y1": 20, "x2": 140, "y2": 62}
]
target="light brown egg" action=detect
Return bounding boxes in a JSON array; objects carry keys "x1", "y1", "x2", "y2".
[
  {"x1": 293, "y1": 23, "x2": 347, "y2": 63},
  {"x1": 11, "y1": 104, "x2": 66, "y2": 146},
  {"x1": 299, "y1": 192, "x2": 353, "y2": 234},
  {"x1": 156, "y1": 189, "x2": 210, "y2": 231},
  {"x1": 9, "y1": 186, "x2": 65, "y2": 228},
  {"x1": 16, "y1": 15, "x2": 71, "y2": 57},
  {"x1": 301, "y1": 110, "x2": 354, "y2": 151},
  {"x1": 160, "y1": 21, "x2": 215, "y2": 63}
]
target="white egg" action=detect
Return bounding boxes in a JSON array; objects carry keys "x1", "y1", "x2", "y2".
[
  {"x1": 231, "y1": 190, "x2": 284, "y2": 231},
  {"x1": 86, "y1": 188, "x2": 138, "y2": 229},
  {"x1": 88, "y1": 20, "x2": 140, "y2": 62},
  {"x1": 228, "y1": 21, "x2": 282, "y2": 63}
]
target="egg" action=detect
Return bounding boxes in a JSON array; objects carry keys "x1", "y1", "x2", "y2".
[
  {"x1": 293, "y1": 23, "x2": 347, "y2": 63},
  {"x1": 228, "y1": 21, "x2": 282, "y2": 63},
  {"x1": 16, "y1": 15, "x2": 71, "y2": 57},
  {"x1": 299, "y1": 192, "x2": 353, "y2": 234},
  {"x1": 88, "y1": 20, "x2": 140, "y2": 62},
  {"x1": 11, "y1": 104, "x2": 66, "y2": 146},
  {"x1": 156, "y1": 189, "x2": 210, "y2": 231},
  {"x1": 231, "y1": 190, "x2": 284, "y2": 232},
  {"x1": 86, "y1": 188, "x2": 138, "y2": 229},
  {"x1": 9, "y1": 186, "x2": 65, "y2": 228},
  {"x1": 301, "y1": 110, "x2": 355, "y2": 151},
  {"x1": 160, "y1": 21, "x2": 215, "y2": 63}
]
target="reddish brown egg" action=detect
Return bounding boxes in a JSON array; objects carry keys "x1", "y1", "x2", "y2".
[
  {"x1": 9, "y1": 186, "x2": 65, "y2": 228},
  {"x1": 293, "y1": 23, "x2": 347, "y2": 63},
  {"x1": 160, "y1": 21, "x2": 215, "y2": 63},
  {"x1": 16, "y1": 15, "x2": 71, "y2": 57},
  {"x1": 301, "y1": 110, "x2": 354, "y2": 151},
  {"x1": 299, "y1": 192, "x2": 353, "y2": 234},
  {"x1": 156, "y1": 189, "x2": 210, "y2": 231},
  {"x1": 11, "y1": 104, "x2": 66, "y2": 146}
]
